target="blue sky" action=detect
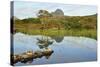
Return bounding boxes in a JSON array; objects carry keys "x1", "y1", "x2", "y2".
[{"x1": 13, "y1": 1, "x2": 97, "y2": 19}]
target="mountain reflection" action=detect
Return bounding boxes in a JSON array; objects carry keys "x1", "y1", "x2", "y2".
[
  {"x1": 51, "y1": 36, "x2": 64, "y2": 43},
  {"x1": 12, "y1": 33, "x2": 97, "y2": 66}
]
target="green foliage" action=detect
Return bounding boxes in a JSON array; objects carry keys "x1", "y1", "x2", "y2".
[
  {"x1": 37, "y1": 10, "x2": 52, "y2": 18},
  {"x1": 13, "y1": 13, "x2": 97, "y2": 39}
]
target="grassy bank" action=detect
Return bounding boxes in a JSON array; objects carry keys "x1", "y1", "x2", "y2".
[
  {"x1": 15, "y1": 28, "x2": 97, "y2": 40},
  {"x1": 13, "y1": 14, "x2": 97, "y2": 40}
]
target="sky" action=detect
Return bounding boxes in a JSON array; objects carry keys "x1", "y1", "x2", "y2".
[{"x1": 13, "y1": 1, "x2": 97, "y2": 19}]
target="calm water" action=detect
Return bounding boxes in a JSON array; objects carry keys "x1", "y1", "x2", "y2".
[{"x1": 12, "y1": 32, "x2": 97, "y2": 66}]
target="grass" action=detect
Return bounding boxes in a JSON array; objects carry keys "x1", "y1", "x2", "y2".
[{"x1": 15, "y1": 27, "x2": 97, "y2": 40}]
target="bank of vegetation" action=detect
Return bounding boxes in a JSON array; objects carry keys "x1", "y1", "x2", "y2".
[{"x1": 11, "y1": 9, "x2": 97, "y2": 39}]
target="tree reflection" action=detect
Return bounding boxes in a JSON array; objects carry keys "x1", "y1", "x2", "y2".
[
  {"x1": 37, "y1": 36, "x2": 54, "y2": 49},
  {"x1": 12, "y1": 36, "x2": 54, "y2": 65}
]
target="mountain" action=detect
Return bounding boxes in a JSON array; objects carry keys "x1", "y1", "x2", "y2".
[{"x1": 51, "y1": 9, "x2": 64, "y2": 17}]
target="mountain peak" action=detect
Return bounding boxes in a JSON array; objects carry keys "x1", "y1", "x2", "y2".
[{"x1": 51, "y1": 9, "x2": 64, "y2": 16}]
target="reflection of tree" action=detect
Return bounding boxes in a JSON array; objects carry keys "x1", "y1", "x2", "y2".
[{"x1": 37, "y1": 36, "x2": 54, "y2": 49}]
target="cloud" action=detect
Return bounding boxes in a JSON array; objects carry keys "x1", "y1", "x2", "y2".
[{"x1": 13, "y1": 1, "x2": 97, "y2": 19}]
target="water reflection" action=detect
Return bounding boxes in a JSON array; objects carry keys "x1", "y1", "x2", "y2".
[
  {"x1": 12, "y1": 33, "x2": 97, "y2": 66},
  {"x1": 12, "y1": 34, "x2": 55, "y2": 65},
  {"x1": 37, "y1": 36, "x2": 54, "y2": 49},
  {"x1": 51, "y1": 36, "x2": 64, "y2": 43}
]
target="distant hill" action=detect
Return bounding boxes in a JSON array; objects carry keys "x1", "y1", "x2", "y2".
[
  {"x1": 51, "y1": 9, "x2": 64, "y2": 17},
  {"x1": 63, "y1": 14, "x2": 97, "y2": 29}
]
